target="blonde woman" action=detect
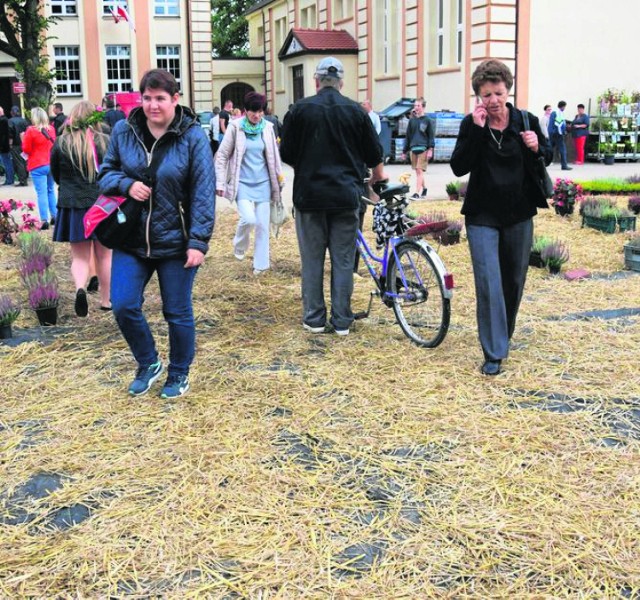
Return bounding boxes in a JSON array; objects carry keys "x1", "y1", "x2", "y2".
[
  {"x1": 21, "y1": 107, "x2": 57, "y2": 229},
  {"x1": 51, "y1": 101, "x2": 112, "y2": 316}
]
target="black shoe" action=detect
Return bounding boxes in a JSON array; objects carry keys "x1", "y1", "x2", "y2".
[
  {"x1": 87, "y1": 275, "x2": 99, "y2": 293},
  {"x1": 561, "y1": 166, "x2": 572, "y2": 171},
  {"x1": 40, "y1": 221, "x2": 49, "y2": 231},
  {"x1": 481, "y1": 360, "x2": 501, "y2": 376},
  {"x1": 50, "y1": 217, "x2": 56, "y2": 225},
  {"x1": 420, "y1": 187, "x2": 428, "y2": 198},
  {"x1": 75, "y1": 288, "x2": 88, "y2": 317},
  {"x1": 411, "y1": 193, "x2": 420, "y2": 200}
]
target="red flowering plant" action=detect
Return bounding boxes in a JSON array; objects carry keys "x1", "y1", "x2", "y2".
[
  {"x1": 0, "y1": 199, "x2": 39, "y2": 244},
  {"x1": 551, "y1": 179, "x2": 583, "y2": 216}
]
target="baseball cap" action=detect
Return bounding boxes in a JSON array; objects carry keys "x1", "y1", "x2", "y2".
[{"x1": 315, "y1": 57, "x2": 344, "y2": 79}]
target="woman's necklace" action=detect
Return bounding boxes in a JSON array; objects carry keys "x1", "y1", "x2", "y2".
[{"x1": 488, "y1": 127, "x2": 504, "y2": 150}]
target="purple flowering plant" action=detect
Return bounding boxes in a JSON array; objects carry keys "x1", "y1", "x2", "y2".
[
  {"x1": 0, "y1": 294, "x2": 21, "y2": 326},
  {"x1": 552, "y1": 179, "x2": 583, "y2": 214},
  {"x1": 0, "y1": 199, "x2": 38, "y2": 244}
]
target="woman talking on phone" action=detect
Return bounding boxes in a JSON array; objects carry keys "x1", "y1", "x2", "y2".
[{"x1": 450, "y1": 60, "x2": 551, "y2": 376}]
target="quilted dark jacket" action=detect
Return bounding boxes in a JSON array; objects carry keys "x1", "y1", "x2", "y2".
[{"x1": 98, "y1": 105, "x2": 215, "y2": 259}]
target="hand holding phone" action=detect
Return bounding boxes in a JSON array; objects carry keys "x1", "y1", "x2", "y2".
[{"x1": 473, "y1": 96, "x2": 488, "y2": 128}]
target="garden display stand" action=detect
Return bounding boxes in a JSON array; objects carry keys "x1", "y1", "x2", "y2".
[{"x1": 624, "y1": 245, "x2": 640, "y2": 272}]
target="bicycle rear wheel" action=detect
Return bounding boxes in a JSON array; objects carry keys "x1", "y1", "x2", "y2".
[{"x1": 387, "y1": 240, "x2": 450, "y2": 347}]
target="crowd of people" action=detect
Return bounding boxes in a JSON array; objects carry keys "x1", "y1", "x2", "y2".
[{"x1": 2, "y1": 56, "x2": 597, "y2": 395}]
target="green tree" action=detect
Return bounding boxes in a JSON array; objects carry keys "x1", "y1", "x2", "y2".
[
  {"x1": 0, "y1": 0, "x2": 58, "y2": 109},
  {"x1": 211, "y1": 0, "x2": 252, "y2": 57}
]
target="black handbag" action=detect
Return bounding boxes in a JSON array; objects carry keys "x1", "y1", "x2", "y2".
[
  {"x1": 521, "y1": 110, "x2": 554, "y2": 199},
  {"x1": 84, "y1": 194, "x2": 144, "y2": 249}
]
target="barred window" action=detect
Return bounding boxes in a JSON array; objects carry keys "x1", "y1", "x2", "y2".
[
  {"x1": 50, "y1": 0, "x2": 77, "y2": 15},
  {"x1": 156, "y1": 46, "x2": 181, "y2": 90},
  {"x1": 105, "y1": 45, "x2": 132, "y2": 93},
  {"x1": 54, "y1": 46, "x2": 82, "y2": 95}
]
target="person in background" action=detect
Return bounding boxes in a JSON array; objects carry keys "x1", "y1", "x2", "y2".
[
  {"x1": 22, "y1": 107, "x2": 57, "y2": 229},
  {"x1": 51, "y1": 102, "x2": 66, "y2": 135},
  {"x1": 548, "y1": 100, "x2": 571, "y2": 170},
  {"x1": 450, "y1": 59, "x2": 551, "y2": 376},
  {"x1": 215, "y1": 92, "x2": 284, "y2": 276},
  {"x1": 540, "y1": 105, "x2": 552, "y2": 142},
  {"x1": 263, "y1": 107, "x2": 282, "y2": 140},
  {"x1": 361, "y1": 99, "x2": 381, "y2": 135},
  {"x1": 402, "y1": 97, "x2": 435, "y2": 198},
  {"x1": 51, "y1": 101, "x2": 112, "y2": 316},
  {"x1": 103, "y1": 98, "x2": 126, "y2": 128},
  {"x1": 571, "y1": 103, "x2": 590, "y2": 165},
  {"x1": 218, "y1": 99, "x2": 232, "y2": 142},
  {"x1": 209, "y1": 106, "x2": 220, "y2": 155},
  {"x1": 8, "y1": 106, "x2": 29, "y2": 186},
  {"x1": 231, "y1": 108, "x2": 243, "y2": 120},
  {"x1": 0, "y1": 107, "x2": 14, "y2": 185},
  {"x1": 280, "y1": 56, "x2": 386, "y2": 336},
  {"x1": 98, "y1": 68, "x2": 215, "y2": 399}
]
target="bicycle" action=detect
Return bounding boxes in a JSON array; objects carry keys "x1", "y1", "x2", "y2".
[{"x1": 354, "y1": 181, "x2": 454, "y2": 348}]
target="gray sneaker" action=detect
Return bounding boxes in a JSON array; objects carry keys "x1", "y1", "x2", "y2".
[{"x1": 128, "y1": 361, "x2": 164, "y2": 396}]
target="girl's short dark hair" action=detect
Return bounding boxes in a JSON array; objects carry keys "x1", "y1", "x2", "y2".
[
  {"x1": 471, "y1": 60, "x2": 514, "y2": 95},
  {"x1": 244, "y1": 92, "x2": 267, "y2": 112},
  {"x1": 139, "y1": 69, "x2": 179, "y2": 96}
]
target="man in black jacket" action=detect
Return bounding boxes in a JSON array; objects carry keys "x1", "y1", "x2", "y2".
[
  {"x1": 0, "y1": 107, "x2": 14, "y2": 185},
  {"x1": 8, "y1": 106, "x2": 29, "y2": 186},
  {"x1": 280, "y1": 56, "x2": 385, "y2": 336}
]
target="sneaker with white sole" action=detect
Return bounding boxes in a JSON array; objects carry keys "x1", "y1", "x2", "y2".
[
  {"x1": 234, "y1": 251, "x2": 245, "y2": 260},
  {"x1": 128, "y1": 361, "x2": 164, "y2": 396},
  {"x1": 303, "y1": 322, "x2": 325, "y2": 334},
  {"x1": 160, "y1": 374, "x2": 190, "y2": 399},
  {"x1": 334, "y1": 328, "x2": 349, "y2": 336}
]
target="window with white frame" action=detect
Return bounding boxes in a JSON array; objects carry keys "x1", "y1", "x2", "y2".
[
  {"x1": 157, "y1": 46, "x2": 181, "y2": 90},
  {"x1": 333, "y1": 0, "x2": 354, "y2": 22},
  {"x1": 54, "y1": 46, "x2": 81, "y2": 94},
  {"x1": 300, "y1": 5, "x2": 316, "y2": 28},
  {"x1": 437, "y1": 0, "x2": 445, "y2": 66},
  {"x1": 374, "y1": 0, "x2": 398, "y2": 75},
  {"x1": 456, "y1": 0, "x2": 463, "y2": 64},
  {"x1": 51, "y1": 0, "x2": 77, "y2": 15},
  {"x1": 274, "y1": 16, "x2": 287, "y2": 90},
  {"x1": 102, "y1": 1, "x2": 129, "y2": 16},
  {"x1": 105, "y1": 45, "x2": 132, "y2": 92},
  {"x1": 154, "y1": 0, "x2": 179, "y2": 16}
]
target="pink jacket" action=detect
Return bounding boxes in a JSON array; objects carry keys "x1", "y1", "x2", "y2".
[{"x1": 214, "y1": 118, "x2": 283, "y2": 204}]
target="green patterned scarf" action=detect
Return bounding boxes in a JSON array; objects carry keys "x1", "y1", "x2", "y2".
[{"x1": 240, "y1": 116, "x2": 266, "y2": 138}]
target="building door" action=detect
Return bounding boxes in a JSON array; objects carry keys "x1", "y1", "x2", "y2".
[
  {"x1": 220, "y1": 82, "x2": 254, "y2": 111},
  {"x1": 292, "y1": 65, "x2": 304, "y2": 102}
]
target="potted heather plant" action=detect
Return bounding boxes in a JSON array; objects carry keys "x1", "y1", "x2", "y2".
[
  {"x1": 541, "y1": 240, "x2": 570, "y2": 275},
  {"x1": 529, "y1": 235, "x2": 553, "y2": 268},
  {"x1": 445, "y1": 180, "x2": 461, "y2": 201},
  {"x1": 17, "y1": 231, "x2": 60, "y2": 325},
  {"x1": 623, "y1": 234, "x2": 640, "y2": 272},
  {"x1": 0, "y1": 294, "x2": 21, "y2": 339},
  {"x1": 435, "y1": 219, "x2": 463, "y2": 245},
  {"x1": 628, "y1": 196, "x2": 640, "y2": 215}
]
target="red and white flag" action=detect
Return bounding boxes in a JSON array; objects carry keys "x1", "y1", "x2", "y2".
[{"x1": 110, "y1": 2, "x2": 136, "y2": 31}]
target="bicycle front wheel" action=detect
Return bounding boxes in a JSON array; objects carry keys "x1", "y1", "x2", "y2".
[{"x1": 387, "y1": 240, "x2": 450, "y2": 348}]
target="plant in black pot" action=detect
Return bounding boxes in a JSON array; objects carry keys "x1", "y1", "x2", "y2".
[
  {"x1": 541, "y1": 240, "x2": 570, "y2": 275},
  {"x1": 17, "y1": 231, "x2": 60, "y2": 325},
  {"x1": 0, "y1": 294, "x2": 21, "y2": 339},
  {"x1": 551, "y1": 179, "x2": 582, "y2": 216},
  {"x1": 530, "y1": 235, "x2": 553, "y2": 268},
  {"x1": 627, "y1": 196, "x2": 640, "y2": 215},
  {"x1": 445, "y1": 180, "x2": 461, "y2": 201}
]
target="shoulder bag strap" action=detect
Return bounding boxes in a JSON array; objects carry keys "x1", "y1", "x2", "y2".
[{"x1": 520, "y1": 109, "x2": 530, "y2": 131}]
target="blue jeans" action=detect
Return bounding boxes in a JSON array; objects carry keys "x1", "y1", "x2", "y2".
[
  {"x1": 111, "y1": 250, "x2": 199, "y2": 377},
  {"x1": 30, "y1": 165, "x2": 57, "y2": 221},
  {"x1": 1, "y1": 152, "x2": 14, "y2": 184}
]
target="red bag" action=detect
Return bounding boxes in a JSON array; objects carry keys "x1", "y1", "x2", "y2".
[{"x1": 83, "y1": 194, "x2": 127, "y2": 238}]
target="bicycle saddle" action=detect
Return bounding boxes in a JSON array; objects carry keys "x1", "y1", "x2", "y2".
[{"x1": 373, "y1": 183, "x2": 410, "y2": 201}]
